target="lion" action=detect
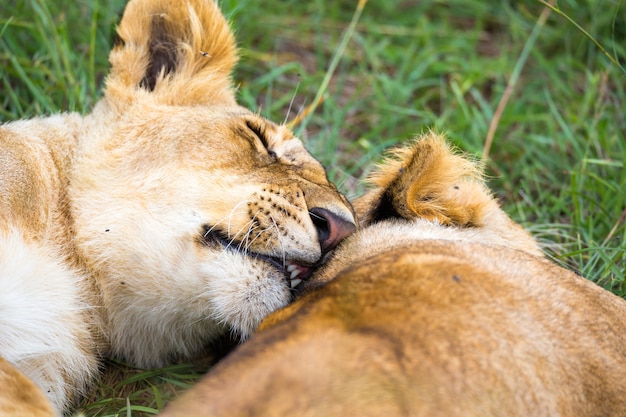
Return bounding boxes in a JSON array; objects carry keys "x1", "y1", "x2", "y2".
[
  {"x1": 160, "y1": 132, "x2": 626, "y2": 417},
  {"x1": 0, "y1": 0, "x2": 356, "y2": 415}
]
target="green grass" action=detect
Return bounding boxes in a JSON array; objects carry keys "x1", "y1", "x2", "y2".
[{"x1": 2, "y1": 0, "x2": 625, "y2": 415}]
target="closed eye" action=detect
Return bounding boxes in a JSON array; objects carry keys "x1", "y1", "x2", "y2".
[
  {"x1": 245, "y1": 120, "x2": 277, "y2": 158},
  {"x1": 245, "y1": 120, "x2": 267, "y2": 145}
]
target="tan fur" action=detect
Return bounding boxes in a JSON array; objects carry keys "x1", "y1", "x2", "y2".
[
  {"x1": 0, "y1": 1, "x2": 355, "y2": 415},
  {"x1": 161, "y1": 133, "x2": 626, "y2": 417},
  {"x1": 0, "y1": 358, "x2": 55, "y2": 417}
]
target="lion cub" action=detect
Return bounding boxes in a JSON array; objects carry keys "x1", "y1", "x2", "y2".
[
  {"x1": 0, "y1": 0, "x2": 355, "y2": 415},
  {"x1": 161, "y1": 133, "x2": 626, "y2": 417}
]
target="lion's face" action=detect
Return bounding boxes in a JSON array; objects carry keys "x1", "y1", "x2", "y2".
[
  {"x1": 72, "y1": 104, "x2": 354, "y2": 355},
  {"x1": 65, "y1": 0, "x2": 356, "y2": 366}
]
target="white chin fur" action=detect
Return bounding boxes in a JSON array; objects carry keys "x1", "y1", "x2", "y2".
[
  {"x1": 105, "y1": 246, "x2": 291, "y2": 368},
  {"x1": 203, "y1": 251, "x2": 292, "y2": 339}
]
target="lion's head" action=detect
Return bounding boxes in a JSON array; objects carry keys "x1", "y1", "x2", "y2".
[{"x1": 67, "y1": 0, "x2": 355, "y2": 366}]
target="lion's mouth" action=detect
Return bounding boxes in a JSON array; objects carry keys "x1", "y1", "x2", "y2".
[
  {"x1": 203, "y1": 226, "x2": 313, "y2": 290},
  {"x1": 258, "y1": 256, "x2": 313, "y2": 290}
]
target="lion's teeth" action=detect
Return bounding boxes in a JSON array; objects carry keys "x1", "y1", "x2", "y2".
[
  {"x1": 290, "y1": 278, "x2": 302, "y2": 288},
  {"x1": 290, "y1": 268, "x2": 302, "y2": 279},
  {"x1": 287, "y1": 264, "x2": 298, "y2": 272}
]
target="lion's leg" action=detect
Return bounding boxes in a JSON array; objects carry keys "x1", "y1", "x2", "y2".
[{"x1": 0, "y1": 230, "x2": 98, "y2": 415}]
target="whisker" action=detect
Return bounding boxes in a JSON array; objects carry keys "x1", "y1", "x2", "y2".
[
  {"x1": 269, "y1": 214, "x2": 287, "y2": 266},
  {"x1": 238, "y1": 223, "x2": 257, "y2": 253},
  {"x1": 226, "y1": 200, "x2": 254, "y2": 238},
  {"x1": 245, "y1": 223, "x2": 273, "y2": 252},
  {"x1": 239, "y1": 210, "x2": 264, "y2": 253},
  {"x1": 309, "y1": 210, "x2": 324, "y2": 221},
  {"x1": 226, "y1": 218, "x2": 257, "y2": 251},
  {"x1": 202, "y1": 200, "x2": 251, "y2": 239}
]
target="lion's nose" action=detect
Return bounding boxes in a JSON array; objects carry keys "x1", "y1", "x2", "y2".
[{"x1": 309, "y1": 207, "x2": 356, "y2": 255}]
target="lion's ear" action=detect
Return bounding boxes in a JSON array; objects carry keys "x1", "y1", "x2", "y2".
[
  {"x1": 105, "y1": 0, "x2": 238, "y2": 107},
  {"x1": 355, "y1": 132, "x2": 492, "y2": 227},
  {"x1": 355, "y1": 132, "x2": 543, "y2": 257}
]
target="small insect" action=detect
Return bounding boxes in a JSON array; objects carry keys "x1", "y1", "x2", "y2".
[{"x1": 200, "y1": 50, "x2": 210, "y2": 57}]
